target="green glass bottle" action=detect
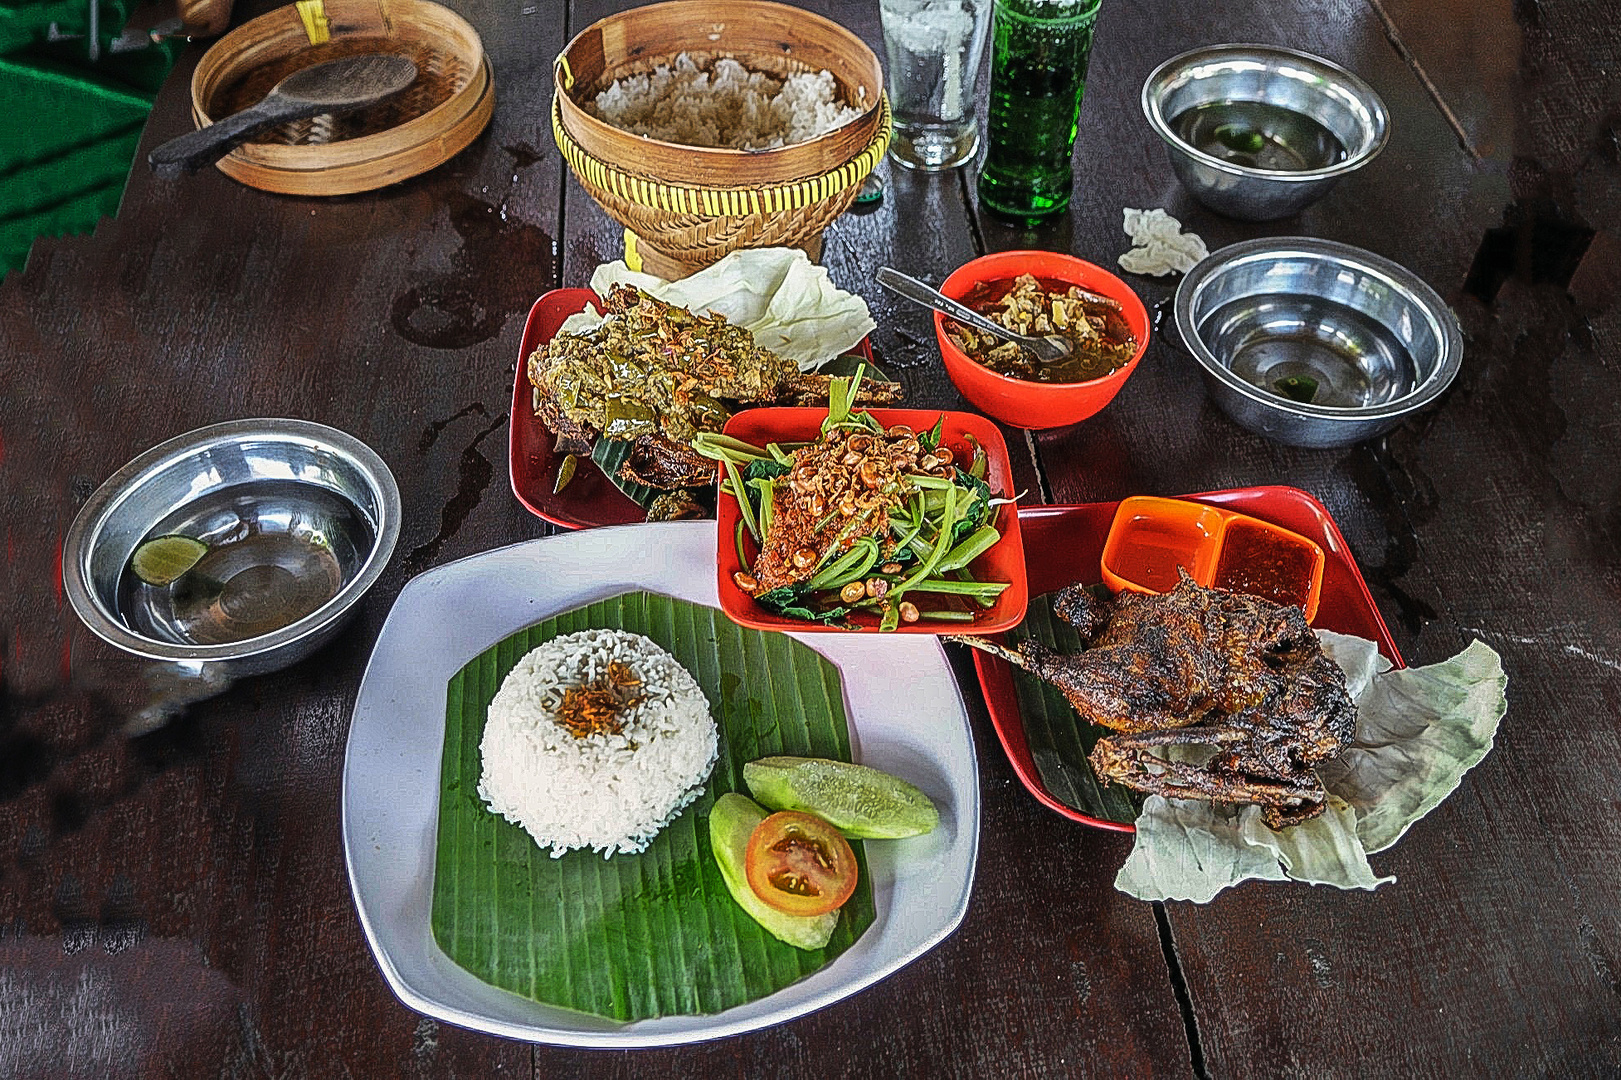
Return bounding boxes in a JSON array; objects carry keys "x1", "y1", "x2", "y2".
[{"x1": 977, "y1": 0, "x2": 1102, "y2": 224}]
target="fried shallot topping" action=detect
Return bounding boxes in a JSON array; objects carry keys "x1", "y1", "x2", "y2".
[
  {"x1": 749, "y1": 425, "x2": 952, "y2": 595},
  {"x1": 553, "y1": 660, "x2": 645, "y2": 739}
]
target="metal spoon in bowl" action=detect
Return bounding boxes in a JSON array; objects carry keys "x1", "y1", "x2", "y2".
[
  {"x1": 148, "y1": 54, "x2": 418, "y2": 177},
  {"x1": 876, "y1": 266, "x2": 1074, "y2": 365}
]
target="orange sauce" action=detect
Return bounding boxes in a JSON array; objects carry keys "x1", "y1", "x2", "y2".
[
  {"x1": 1107, "y1": 517, "x2": 1212, "y2": 592},
  {"x1": 1213, "y1": 522, "x2": 1315, "y2": 608}
]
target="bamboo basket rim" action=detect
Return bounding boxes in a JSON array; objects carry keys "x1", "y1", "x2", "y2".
[
  {"x1": 554, "y1": 0, "x2": 885, "y2": 173},
  {"x1": 553, "y1": 91, "x2": 889, "y2": 217},
  {"x1": 214, "y1": 60, "x2": 492, "y2": 192},
  {"x1": 190, "y1": 0, "x2": 487, "y2": 172}
]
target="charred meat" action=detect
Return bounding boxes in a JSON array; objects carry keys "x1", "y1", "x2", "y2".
[{"x1": 958, "y1": 572, "x2": 1355, "y2": 828}]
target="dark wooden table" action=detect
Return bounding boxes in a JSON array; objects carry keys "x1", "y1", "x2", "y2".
[{"x1": 3, "y1": 0, "x2": 1618, "y2": 1074}]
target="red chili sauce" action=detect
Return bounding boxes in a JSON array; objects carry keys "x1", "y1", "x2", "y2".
[{"x1": 1212, "y1": 522, "x2": 1316, "y2": 609}]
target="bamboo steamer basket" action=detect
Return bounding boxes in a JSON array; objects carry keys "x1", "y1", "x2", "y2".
[
  {"x1": 177, "y1": 0, "x2": 235, "y2": 37},
  {"x1": 190, "y1": 0, "x2": 492, "y2": 196},
  {"x1": 554, "y1": 0, "x2": 890, "y2": 280}
]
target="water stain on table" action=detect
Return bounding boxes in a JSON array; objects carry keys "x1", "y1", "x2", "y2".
[
  {"x1": 417, "y1": 401, "x2": 488, "y2": 455},
  {"x1": 390, "y1": 188, "x2": 553, "y2": 349},
  {"x1": 1464, "y1": 199, "x2": 1596, "y2": 304},
  {"x1": 1348, "y1": 438, "x2": 1441, "y2": 634},
  {"x1": 405, "y1": 408, "x2": 508, "y2": 572}
]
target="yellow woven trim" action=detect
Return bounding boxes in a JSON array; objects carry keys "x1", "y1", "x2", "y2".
[
  {"x1": 552, "y1": 95, "x2": 893, "y2": 219},
  {"x1": 624, "y1": 230, "x2": 642, "y2": 272},
  {"x1": 295, "y1": 0, "x2": 330, "y2": 45}
]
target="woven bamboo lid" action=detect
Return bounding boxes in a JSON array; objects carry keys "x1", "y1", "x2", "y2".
[{"x1": 190, "y1": 0, "x2": 491, "y2": 196}]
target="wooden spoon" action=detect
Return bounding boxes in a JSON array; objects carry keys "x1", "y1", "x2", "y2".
[{"x1": 148, "y1": 54, "x2": 418, "y2": 177}]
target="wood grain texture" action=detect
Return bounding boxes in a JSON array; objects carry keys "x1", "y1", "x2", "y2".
[
  {"x1": 984, "y1": 0, "x2": 1621, "y2": 1074},
  {"x1": 1, "y1": 0, "x2": 1616, "y2": 1075},
  {"x1": 0, "y1": 0, "x2": 560, "y2": 1074}
]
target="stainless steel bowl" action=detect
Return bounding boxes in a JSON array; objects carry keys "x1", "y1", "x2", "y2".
[
  {"x1": 63, "y1": 419, "x2": 401, "y2": 678},
  {"x1": 1142, "y1": 44, "x2": 1390, "y2": 220},
  {"x1": 1174, "y1": 237, "x2": 1463, "y2": 447}
]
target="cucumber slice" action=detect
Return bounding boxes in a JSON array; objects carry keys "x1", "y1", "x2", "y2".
[
  {"x1": 709, "y1": 793, "x2": 838, "y2": 951},
  {"x1": 130, "y1": 535, "x2": 208, "y2": 586},
  {"x1": 743, "y1": 756, "x2": 939, "y2": 839}
]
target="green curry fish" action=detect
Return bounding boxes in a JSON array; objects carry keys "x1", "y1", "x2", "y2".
[{"x1": 528, "y1": 285, "x2": 902, "y2": 502}]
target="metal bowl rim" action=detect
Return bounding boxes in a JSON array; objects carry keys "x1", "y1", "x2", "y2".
[
  {"x1": 62, "y1": 418, "x2": 402, "y2": 663},
  {"x1": 1173, "y1": 236, "x2": 1464, "y2": 422},
  {"x1": 1140, "y1": 43, "x2": 1392, "y2": 182}
]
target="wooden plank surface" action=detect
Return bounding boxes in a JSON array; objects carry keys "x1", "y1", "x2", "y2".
[
  {"x1": 1000, "y1": 0, "x2": 1621, "y2": 1074},
  {"x1": 0, "y1": 0, "x2": 561, "y2": 1074},
  {"x1": 0, "y1": 0, "x2": 1616, "y2": 1075}
]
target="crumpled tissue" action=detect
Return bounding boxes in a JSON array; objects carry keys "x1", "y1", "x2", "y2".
[{"x1": 1117, "y1": 207, "x2": 1210, "y2": 276}]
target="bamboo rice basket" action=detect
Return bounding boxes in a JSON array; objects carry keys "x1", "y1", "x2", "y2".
[
  {"x1": 190, "y1": 0, "x2": 491, "y2": 196},
  {"x1": 554, "y1": 0, "x2": 890, "y2": 280}
]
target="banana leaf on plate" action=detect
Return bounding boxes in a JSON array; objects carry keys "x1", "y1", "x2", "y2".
[{"x1": 431, "y1": 591, "x2": 876, "y2": 1021}]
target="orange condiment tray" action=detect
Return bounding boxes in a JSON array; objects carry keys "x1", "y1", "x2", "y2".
[{"x1": 1100, "y1": 495, "x2": 1326, "y2": 620}]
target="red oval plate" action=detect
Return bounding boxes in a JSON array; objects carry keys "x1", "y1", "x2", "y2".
[
  {"x1": 509, "y1": 289, "x2": 876, "y2": 530},
  {"x1": 715, "y1": 407, "x2": 1028, "y2": 635},
  {"x1": 974, "y1": 486, "x2": 1404, "y2": 832},
  {"x1": 508, "y1": 289, "x2": 639, "y2": 529}
]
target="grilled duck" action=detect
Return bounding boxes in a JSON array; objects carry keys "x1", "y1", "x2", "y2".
[
  {"x1": 958, "y1": 572, "x2": 1355, "y2": 828},
  {"x1": 528, "y1": 285, "x2": 902, "y2": 501}
]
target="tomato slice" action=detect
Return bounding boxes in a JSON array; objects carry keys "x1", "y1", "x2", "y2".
[{"x1": 744, "y1": 811, "x2": 858, "y2": 917}]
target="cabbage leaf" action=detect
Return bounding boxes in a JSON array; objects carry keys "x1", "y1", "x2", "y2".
[{"x1": 561, "y1": 248, "x2": 875, "y2": 370}]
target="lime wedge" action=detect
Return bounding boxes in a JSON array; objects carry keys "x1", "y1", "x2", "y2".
[{"x1": 130, "y1": 535, "x2": 209, "y2": 586}]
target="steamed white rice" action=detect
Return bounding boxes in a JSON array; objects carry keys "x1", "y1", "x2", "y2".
[
  {"x1": 586, "y1": 52, "x2": 862, "y2": 150},
  {"x1": 478, "y1": 629, "x2": 718, "y2": 859}
]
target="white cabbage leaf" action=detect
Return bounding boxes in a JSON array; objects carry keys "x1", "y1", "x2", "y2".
[{"x1": 1317, "y1": 638, "x2": 1507, "y2": 853}]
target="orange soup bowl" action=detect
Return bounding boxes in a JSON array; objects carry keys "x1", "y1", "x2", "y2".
[{"x1": 933, "y1": 250, "x2": 1151, "y2": 430}]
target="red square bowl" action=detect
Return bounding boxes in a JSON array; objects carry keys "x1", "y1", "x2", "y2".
[{"x1": 716, "y1": 408, "x2": 1028, "y2": 634}]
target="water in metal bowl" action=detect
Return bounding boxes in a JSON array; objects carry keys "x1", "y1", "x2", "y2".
[
  {"x1": 1169, "y1": 101, "x2": 1347, "y2": 174},
  {"x1": 1198, "y1": 292, "x2": 1420, "y2": 409},
  {"x1": 119, "y1": 480, "x2": 375, "y2": 647},
  {"x1": 1174, "y1": 238, "x2": 1463, "y2": 448},
  {"x1": 64, "y1": 419, "x2": 401, "y2": 678}
]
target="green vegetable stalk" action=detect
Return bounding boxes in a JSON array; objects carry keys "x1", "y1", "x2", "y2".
[{"x1": 705, "y1": 373, "x2": 1012, "y2": 630}]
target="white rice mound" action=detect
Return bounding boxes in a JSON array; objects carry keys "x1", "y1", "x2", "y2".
[
  {"x1": 586, "y1": 52, "x2": 862, "y2": 150},
  {"x1": 477, "y1": 629, "x2": 718, "y2": 859}
]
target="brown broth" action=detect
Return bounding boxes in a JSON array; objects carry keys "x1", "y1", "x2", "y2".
[{"x1": 950, "y1": 276, "x2": 1137, "y2": 384}]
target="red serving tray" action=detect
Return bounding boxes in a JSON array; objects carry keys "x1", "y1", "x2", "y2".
[
  {"x1": 509, "y1": 288, "x2": 877, "y2": 530},
  {"x1": 716, "y1": 408, "x2": 1028, "y2": 635},
  {"x1": 974, "y1": 486, "x2": 1404, "y2": 832},
  {"x1": 509, "y1": 289, "x2": 638, "y2": 528}
]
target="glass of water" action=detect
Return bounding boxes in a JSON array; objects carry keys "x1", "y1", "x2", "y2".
[{"x1": 879, "y1": 0, "x2": 993, "y2": 170}]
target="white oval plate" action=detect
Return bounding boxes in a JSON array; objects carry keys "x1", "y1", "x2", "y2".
[{"x1": 342, "y1": 522, "x2": 980, "y2": 1047}]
